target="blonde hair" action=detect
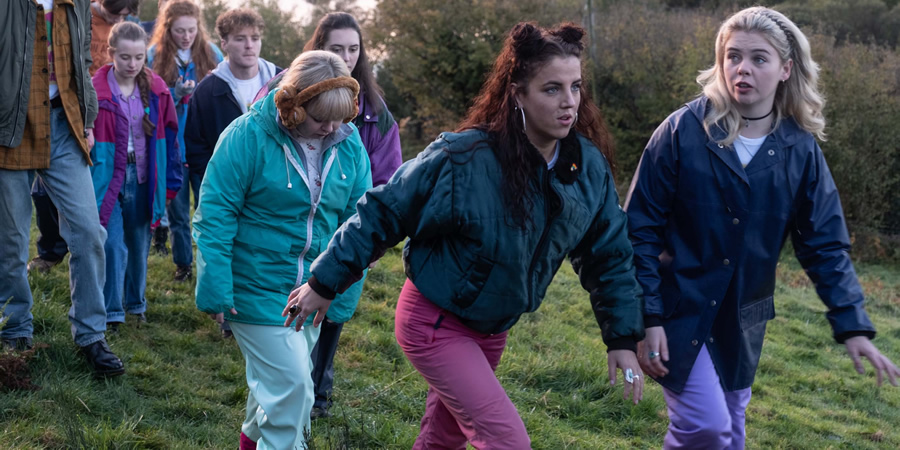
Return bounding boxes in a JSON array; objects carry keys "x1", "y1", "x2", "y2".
[
  {"x1": 697, "y1": 7, "x2": 826, "y2": 146},
  {"x1": 276, "y1": 51, "x2": 356, "y2": 127}
]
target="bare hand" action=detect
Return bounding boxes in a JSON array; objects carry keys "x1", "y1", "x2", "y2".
[
  {"x1": 166, "y1": 198, "x2": 172, "y2": 208},
  {"x1": 85, "y1": 128, "x2": 95, "y2": 149},
  {"x1": 368, "y1": 260, "x2": 378, "y2": 269},
  {"x1": 282, "y1": 283, "x2": 332, "y2": 331},
  {"x1": 608, "y1": 349, "x2": 644, "y2": 404},
  {"x1": 844, "y1": 336, "x2": 900, "y2": 387},
  {"x1": 208, "y1": 308, "x2": 238, "y2": 324},
  {"x1": 638, "y1": 326, "x2": 670, "y2": 378}
]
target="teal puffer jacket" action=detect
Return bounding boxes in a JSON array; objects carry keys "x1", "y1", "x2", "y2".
[
  {"x1": 311, "y1": 129, "x2": 644, "y2": 349},
  {"x1": 193, "y1": 89, "x2": 372, "y2": 325}
]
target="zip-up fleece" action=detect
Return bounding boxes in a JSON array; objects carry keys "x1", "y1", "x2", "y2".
[
  {"x1": 193, "y1": 88, "x2": 372, "y2": 326},
  {"x1": 308, "y1": 129, "x2": 644, "y2": 349},
  {"x1": 90, "y1": 65, "x2": 181, "y2": 226}
]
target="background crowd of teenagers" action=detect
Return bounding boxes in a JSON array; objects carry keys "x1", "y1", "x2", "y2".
[{"x1": 2, "y1": 1, "x2": 899, "y2": 449}]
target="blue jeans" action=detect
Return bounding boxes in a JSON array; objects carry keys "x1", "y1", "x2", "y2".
[
  {"x1": 166, "y1": 165, "x2": 200, "y2": 267},
  {"x1": 103, "y1": 163, "x2": 151, "y2": 323},
  {"x1": 0, "y1": 106, "x2": 108, "y2": 347}
]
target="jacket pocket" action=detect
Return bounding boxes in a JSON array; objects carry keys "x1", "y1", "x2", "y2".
[
  {"x1": 234, "y1": 223, "x2": 293, "y2": 253},
  {"x1": 453, "y1": 254, "x2": 495, "y2": 309},
  {"x1": 739, "y1": 296, "x2": 776, "y2": 331},
  {"x1": 233, "y1": 223, "x2": 295, "y2": 293}
]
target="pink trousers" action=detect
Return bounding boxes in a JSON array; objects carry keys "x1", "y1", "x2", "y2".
[{"x1": 395, "y1": 279, "x2": 531, "y2": 450}]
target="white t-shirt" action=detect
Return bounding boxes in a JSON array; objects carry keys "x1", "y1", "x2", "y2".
[
  {"x1": 547, "y1": 141, "x2": 560, "y2": 169},
  {"x1": 734, "y1": 134, "x2": 767, "y2": 167},
  {"x1": 176, "y1": 48, "x2": 192, "y2": 64},
  {"x1": 234, "y1": 76, "x2": 264, "y2": 111}
]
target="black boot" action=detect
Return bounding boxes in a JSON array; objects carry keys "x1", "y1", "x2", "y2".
[
  {"x1": 79, "y1": 339, "x2": 125, "y2": 378},
  {"x1": 152, "y1": 226, "x2": 169, "y2": 256}
]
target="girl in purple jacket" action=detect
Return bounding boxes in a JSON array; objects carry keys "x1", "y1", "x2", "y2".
[{"x1": 90, "y1": 22, "x2": 181, "y2": 332}]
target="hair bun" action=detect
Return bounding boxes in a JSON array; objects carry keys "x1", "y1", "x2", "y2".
[
  {"x1": 510, "y1": 22, "x2": 544, "y2": 53},
  {"x1": 551, "y1": 23, "x2": 585, "y2": 45}
]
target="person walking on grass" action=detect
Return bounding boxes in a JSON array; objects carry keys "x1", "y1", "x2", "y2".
[
  {"x1": 184, "y1": 7, "x2": 281, "y2": 339},
  {"x1": 0, "y1": 0, "x2": 124, "y2": 378},
  {"x1": 193, "y1": 51, "x2": 371, "y2": 449},
  {"x1": 625, "y1": 7, "x2": 900, "y2": 449},
  {"x1": 90, "y1": 22, "x2": 181, "y2": 332},
  {"x1": 25, "y1": 0, "x2": 140, "y2": 276},
  {"x1": 285, "y1": 22, "x2": 645, "y2": 449},
  {"x1": 256, "y1": 11, "x2": 404, "y2": 419},
  {"x1": 147, "y1": 0, "x2": 223, "y2": 281}
]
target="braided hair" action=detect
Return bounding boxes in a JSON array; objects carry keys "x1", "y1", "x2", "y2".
[{"x1": 108, "y1": 21, "x2": 155, "y2": 136}]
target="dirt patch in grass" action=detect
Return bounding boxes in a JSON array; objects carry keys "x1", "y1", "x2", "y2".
[{"x1": 0, "y1": 348, "x2": 41, "y2": 392}]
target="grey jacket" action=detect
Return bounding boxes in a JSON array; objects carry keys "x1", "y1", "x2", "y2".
[{"x1": 1, "y1": 0, "x2": 98, "y2": 148}]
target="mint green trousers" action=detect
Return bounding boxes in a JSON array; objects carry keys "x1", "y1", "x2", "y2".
[{"x1": 231, "y1": 321, "x2": 321, "y2": 449}]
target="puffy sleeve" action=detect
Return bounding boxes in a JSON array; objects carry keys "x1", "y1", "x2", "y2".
[
  {"x1": 192, "y1": 122, "x2": 255, "y2": 314},
  {"x1": 308, "y1": 136, "x2": 456, "y2": 299},
  {"x1": 624, "y1": 117, "x2": 680, "y2": 326},
  {"x1": 790, "y1": 141, "x2": 875, "y2": 343}
]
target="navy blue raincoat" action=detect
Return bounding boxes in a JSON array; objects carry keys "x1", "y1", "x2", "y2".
[{"x1": 625, "y1": 97, "x2": 875, "y2": 393}]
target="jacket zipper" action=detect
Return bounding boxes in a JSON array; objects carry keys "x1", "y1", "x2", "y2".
[
  {"x1": 283, "y1": 143, "x2": 337, "y2": 287},
  {"x1": 526, "y1": 168, "x2": 562, "y2": 309}
]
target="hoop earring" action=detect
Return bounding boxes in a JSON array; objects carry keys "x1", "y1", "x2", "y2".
[{"x1": 515, "y1": 105, "x2": 526, "y2": 132}]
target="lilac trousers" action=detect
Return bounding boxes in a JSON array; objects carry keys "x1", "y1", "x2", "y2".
[
  {"x1": 663, "y1": 345, "x2": 752, "y2": 449},
  {"x1": 395, "y1": 279, "x2": 531, "y2": 450}
]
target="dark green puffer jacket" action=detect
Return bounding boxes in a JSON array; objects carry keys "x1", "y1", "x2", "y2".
[{"x1": 310, "y1": 128, "x2": 644, "y2": 350}]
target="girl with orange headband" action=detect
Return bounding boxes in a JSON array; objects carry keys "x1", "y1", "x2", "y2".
[{"x1": 192, "y1": 50, "x2": 372, "y2": 449}]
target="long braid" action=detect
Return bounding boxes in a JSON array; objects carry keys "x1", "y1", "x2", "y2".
[{"x1": 137, "y1": 68, "x2": 155, "y2": 136}]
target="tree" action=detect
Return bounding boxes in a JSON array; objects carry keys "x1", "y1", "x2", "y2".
[{"x1": 371, "y1": 0, "x2": 584, "y2": 135}]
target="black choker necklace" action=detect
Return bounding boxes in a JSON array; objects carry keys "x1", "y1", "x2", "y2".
[{"x1": 741, "y1": 108, "x2": 774, "y2": 128}]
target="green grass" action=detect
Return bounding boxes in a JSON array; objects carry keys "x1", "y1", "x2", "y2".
[{"x1": 2, "y1": 238, "x2": 899, "y2": 448}]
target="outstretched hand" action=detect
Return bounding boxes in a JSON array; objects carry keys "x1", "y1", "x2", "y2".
[
  {"x1": 844, "y1": 336, "x2": 900, "y2": 387},
  {"x1": 282, "y1": 283, "x2": 332, "y2": 331},
  {"x1": 608, "y1": 349, "x2": 644, "y2": 404}
]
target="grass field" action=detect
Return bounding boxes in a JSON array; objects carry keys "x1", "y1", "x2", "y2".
[{"x1": 2, "y1": 239, "x2": 899, "y2": 449}]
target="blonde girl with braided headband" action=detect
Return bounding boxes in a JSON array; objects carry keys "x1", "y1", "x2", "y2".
[
  {"x1": 626, "y1": 7, "x2": 899, "y2": 448},
  {"x1": 192, "y1": 50, "x2": 372, "y2": 449}
]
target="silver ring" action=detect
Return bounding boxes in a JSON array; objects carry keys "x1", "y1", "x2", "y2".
[
  {"x1": 625, "y1": 368, "x2": 635, "y2": 383},
  {"x1": 649, "y1": 351, "x2": 659, "y2": 360}
]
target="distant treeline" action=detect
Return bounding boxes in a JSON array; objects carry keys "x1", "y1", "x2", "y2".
[{"x1": 140, "y1": 0, "x2": 900, "y2": 259}]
